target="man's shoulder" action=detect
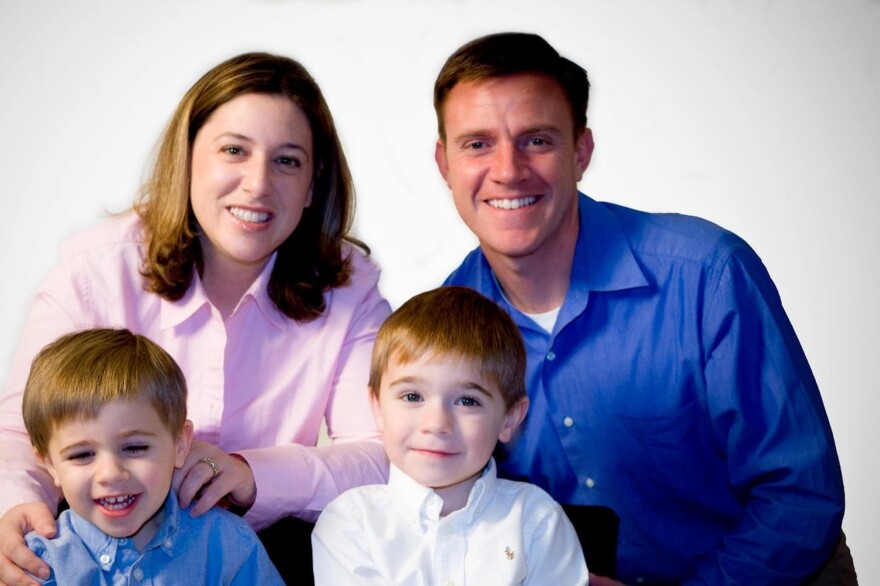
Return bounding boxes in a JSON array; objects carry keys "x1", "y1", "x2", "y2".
[
  {"x1": 443, "y1": 246, "x2": 487, "y2": 287},
  {"x1": 597, "y1": 199, "x2": 753, "y2": 267}
]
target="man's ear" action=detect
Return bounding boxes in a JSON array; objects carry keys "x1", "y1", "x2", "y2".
[
  {"x1": 574, "y1": 127, "x2": 594, "y2": 181},
  {"x1": 369, "y1": 390, "x2": 384, "y2": 434},
  {"x1": 174, "y1": 420, "x2": 194, "y2": 469},
  {"x1": 36, "y1": 449, "x2": 62, "y2": 488},
  {"x1": 498, "y1": 396, "x2": 529, "y2": 443},
  {"x1": 434, "y1": 138, "x2": 450, "y2": 184}
]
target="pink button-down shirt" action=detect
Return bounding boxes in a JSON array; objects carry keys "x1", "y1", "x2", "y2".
[{"x1": 0, "y1": 212, "x2": 391, "y2": 529}]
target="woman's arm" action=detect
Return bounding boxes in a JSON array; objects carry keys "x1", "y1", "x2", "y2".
[{"x1": 236, "y1": 253, "x2": 392, "y2": 528}]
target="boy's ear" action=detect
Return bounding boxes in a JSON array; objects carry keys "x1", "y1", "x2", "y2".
[
  {"x1": 36, "y1": 449, "x2": 62, "y2": 488},
  {"x1": 498, "y1": 396, "x2": 529, "y2": 443},
  {"x1": 174, "y1": 420, "x2": 194, "y2": 469},
  {"x1": 369, "y1": 389, "x2": 384, "y2": 433}
]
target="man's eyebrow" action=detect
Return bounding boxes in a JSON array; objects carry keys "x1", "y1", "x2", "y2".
[
  {"x1": 451, "y1": 125, "x2": 564, "y2": 143},
  {"x1": 450, "y1": 130, "x2": 492, "y2": 144},
  {"x1": 520, "y1": 124, "x2": 565, "y2": 135}
]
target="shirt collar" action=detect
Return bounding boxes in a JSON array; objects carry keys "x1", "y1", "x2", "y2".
[
  {"x1": 557, "y1": 193, "x2": 649, "y2": 325},
  {"x1": 570, "y1": 193, "x2": 648, "y2": 293},
  {"x1": 160, "y1": 252, "x2": 287, "y2": 331},
  {"x1": 388, "y1": 459, "x2": 498, "y2": 528},
  {"x1": 70, "y1": 492, "x2": 182, "y2": 569},
  {"x1": 473, "y1": 194, "x2": 648, "y2": 331}
]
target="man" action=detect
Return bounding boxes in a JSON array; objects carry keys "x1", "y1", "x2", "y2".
[{"x1": 436, "y1": 32, "x2": 852, "y2": 585}]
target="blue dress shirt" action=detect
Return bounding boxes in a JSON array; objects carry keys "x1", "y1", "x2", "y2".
[
  {"x1": 445, "y1": 194, "x2": 844, "y2": 585},
  {"x1": 26, "y1": 492, "x2": 284, "y2": 585}
]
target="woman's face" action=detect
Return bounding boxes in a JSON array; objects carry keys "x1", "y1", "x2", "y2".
[{"x1": 190, "y1": 92, "x2": 314, "y2": 281}]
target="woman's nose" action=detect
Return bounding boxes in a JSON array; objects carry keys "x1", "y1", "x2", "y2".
[{"x1": 242, "y1": 156, "x2": 272, "y2": 197}]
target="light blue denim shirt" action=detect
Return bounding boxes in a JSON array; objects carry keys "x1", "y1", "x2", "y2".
[{"x1": 26, "y1": 492, "x2": 283, "y2": 585}]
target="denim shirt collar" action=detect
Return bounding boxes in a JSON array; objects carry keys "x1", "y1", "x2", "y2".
[{"x1": 70, "y1": 491, "x2": 182, "y2": 571}]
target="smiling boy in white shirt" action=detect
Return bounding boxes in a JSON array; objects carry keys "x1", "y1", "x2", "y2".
[{"x1": 312, "y1": 286, "x2": 588, "y2": 585}]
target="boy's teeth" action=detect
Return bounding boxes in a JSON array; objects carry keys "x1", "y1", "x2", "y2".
[
  {"x1": 100, "y1": 495, "x2": 136, "y2": 510},
  {"x1": 230, "y1": 207, "x2": 270, "y2": 223},
  {"x1": 488, "y1": 196, "x2": 537, "y2": 210}
]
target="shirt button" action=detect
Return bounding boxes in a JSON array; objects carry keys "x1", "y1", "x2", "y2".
[
  {"x1": 585, "y1": 477, "x2": 596, "y2": 488},
  {"x1": 563, "y1": 416, "x2": 574, "y2": 427},
  {"x1": 119, "y1": 538, "x2": 128, "y2": 545},
  {"x1": 99, "y1": 554, "x2": 111, "y2": 565},
  {"x1": 133, "y1": 568, "x2": 144, "y2": 581},
  {"x1": 546, "y1": 351, "x2": 556, "y2": 361},
  {"x1": 164, "y1": 538, "x2": 173, "y2": 548}
]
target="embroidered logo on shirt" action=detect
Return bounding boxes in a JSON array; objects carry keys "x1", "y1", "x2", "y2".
[{"x1": 505, "y1": 547, "x2": 515, "y2": 560}]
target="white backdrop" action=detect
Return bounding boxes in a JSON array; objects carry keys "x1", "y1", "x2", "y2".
[{"x1": 2, "y1": 0, "x2": 877, "y2": 579}]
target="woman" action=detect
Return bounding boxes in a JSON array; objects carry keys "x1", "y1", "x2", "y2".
[{"x1": 0, "y1": 52, "x2": 390, "y2": 583}]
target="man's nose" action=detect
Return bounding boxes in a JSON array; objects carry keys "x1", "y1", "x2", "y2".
[{"x1": 489, "y1": 143, "x2": 530, "y2": 184}]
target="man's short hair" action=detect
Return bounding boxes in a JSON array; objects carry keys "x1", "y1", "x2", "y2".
[
  {"x1": 369, "y1": 286, "x2": 526, "y2": 409},
  {"x1": 433, "y1": 31, "x2": 590, "y2": 140},
  {"x1": 23, "y1": 328, "x2": 188, "y2": 456}
]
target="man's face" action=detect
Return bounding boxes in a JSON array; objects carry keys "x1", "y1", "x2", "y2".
[{"x1": 435, "y1": 73, "x2": 593, "y2": 265}]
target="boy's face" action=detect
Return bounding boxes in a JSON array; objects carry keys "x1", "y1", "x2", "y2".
[
  {"x1": 41, "y1": 398, "x2": 192, "y2": 549},
  {"x1": 372, "y1": 352, "x2": 527, "y2": 510}
]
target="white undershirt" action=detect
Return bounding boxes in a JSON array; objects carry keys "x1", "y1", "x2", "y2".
[
  {"x1": 521, "y1": 306, "x2": 561, "y2": 334},
  {"x1": 494, "y1": 277, "x2": 561, "y2": 333}
]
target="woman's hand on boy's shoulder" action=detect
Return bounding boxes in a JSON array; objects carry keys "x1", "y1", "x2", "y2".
[
  {"x1": 0, "y1": 502, "x2": 56, "y2": 586},
  {"x1": 173, "y1": 441, "x2": 256, "y2": 518}
]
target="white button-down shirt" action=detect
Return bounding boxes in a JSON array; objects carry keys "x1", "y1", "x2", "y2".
[{"x1": 312, "y1": 459, "x2": 588, "y2": 585}]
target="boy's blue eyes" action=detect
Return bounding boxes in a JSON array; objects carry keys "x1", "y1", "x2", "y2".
[{"x1": 397, "y1": 393, "x2": 482, "y2": 407}]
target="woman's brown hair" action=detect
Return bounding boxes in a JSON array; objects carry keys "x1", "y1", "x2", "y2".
[{"x1": 136, "y1": 52, "x2": 364, "y2": 321}]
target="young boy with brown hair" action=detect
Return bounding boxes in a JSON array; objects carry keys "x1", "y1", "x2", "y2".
[
  {"x1": 22, "y1": 328, "x2": 283, "y2": 584},
  {"x1": 312, "y1": 286, "x2": 588, "y2": 585}
]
